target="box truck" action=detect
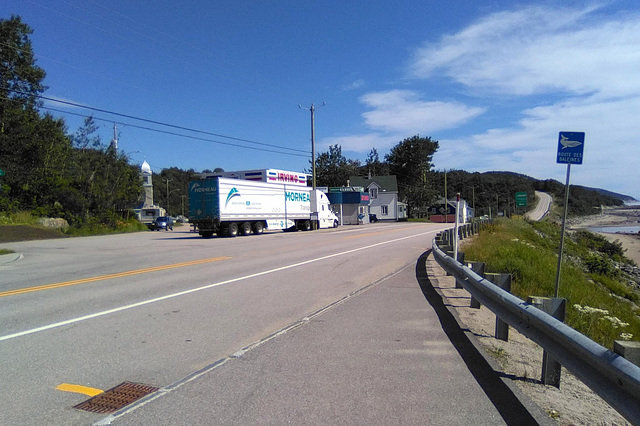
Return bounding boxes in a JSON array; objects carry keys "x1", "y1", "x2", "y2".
[{"x1": 189, "y1": 176, "x2": 339, "y2": 238}]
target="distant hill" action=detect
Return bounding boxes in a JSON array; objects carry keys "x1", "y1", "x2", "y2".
[
  {"x1": 440, "y1": 170, "x2": 627, "y2": 217},
  {"x1": 584, "y1": 187, "x2": 637, "y2": 202}
]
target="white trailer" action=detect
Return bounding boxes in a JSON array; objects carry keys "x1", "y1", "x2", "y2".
[
  {"x1": 203, "y1": 168, "x2": 308, "y2": 187},
  {"x1": 189, "y1": 177, "x2": 338, "y2": 238}
]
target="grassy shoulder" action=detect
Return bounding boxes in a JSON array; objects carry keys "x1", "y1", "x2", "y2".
[{"x1": 461, "y1": 217, "x2": 640, "y2": 349}]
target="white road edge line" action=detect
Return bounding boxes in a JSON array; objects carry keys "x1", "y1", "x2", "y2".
[
  {"x1": 0, "y1": 229, "x2": 440, "y2": 343},
  {"x1": 94, "y1": 256, "x2": 415, "y2": 425}
]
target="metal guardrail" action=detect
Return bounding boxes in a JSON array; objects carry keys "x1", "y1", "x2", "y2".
[{"x1": 432, "y1": 231, "x2": 640, "y2": 424}]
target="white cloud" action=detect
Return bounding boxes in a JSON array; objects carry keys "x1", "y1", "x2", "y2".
[
  {"x1": 341, "y1": 78, "x2": 366, "y2": 91},
  {"x1": 407, "y1": 4, "x2": 640, "y2": 197},
  {"x1": 321, "y1": 4, "x2": 640, "y2": 198},
  {"x1": 436, "y1": 94, "x2": 640, "y2": 197},
  {"x1": 360, "y1": 90, "x2": 485, "y2": 133},
  {"x1": 410, "y1": 5, "x2": 640, "y2": 98}
]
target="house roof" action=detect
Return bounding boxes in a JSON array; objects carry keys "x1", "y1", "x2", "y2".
[{"x1": 349, "y1": 175, "x2": 398, "y2": 192}]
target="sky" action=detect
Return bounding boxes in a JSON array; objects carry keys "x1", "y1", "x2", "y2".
[{"x1": 3, "y1": 0, "x2": 640, "y2": 199}]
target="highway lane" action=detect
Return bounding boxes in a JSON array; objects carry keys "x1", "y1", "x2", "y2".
[
  {"x1": 1, "y1": 222, "x2": 452, "y2": 425},
  {"x1": 525, "y1": 191, "x2": 552, "y2": 221}
]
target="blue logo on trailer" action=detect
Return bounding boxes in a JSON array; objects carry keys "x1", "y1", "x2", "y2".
[{"x1": 557, "y1": 132, "x2": 585, "y2": 164}]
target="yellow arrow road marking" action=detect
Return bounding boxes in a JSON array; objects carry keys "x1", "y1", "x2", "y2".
[
  {"x1": 56, "y1": 383, "x2": 104, "y2": 397},
  {"x1": 0, "y1": 257, "x2": 231, "y2": 299}
]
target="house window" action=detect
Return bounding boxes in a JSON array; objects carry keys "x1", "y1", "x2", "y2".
[
  {"x1": 381, "y1": 205, "x2": 388, "y2": 215},
  {"x1": 370, "y1": 188, "x2": 378, "y2": 199}
]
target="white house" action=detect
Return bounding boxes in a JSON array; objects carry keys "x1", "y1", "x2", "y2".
[{"x1": 349, "y1": 175, "x2": 406, "y2": 221}]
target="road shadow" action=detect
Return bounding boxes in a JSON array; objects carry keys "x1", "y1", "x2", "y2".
[{"x1": 416, "y1": 250, "x2": 540, "y2": 426}]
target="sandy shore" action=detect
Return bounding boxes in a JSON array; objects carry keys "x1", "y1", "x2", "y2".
[{"x1": 568, "y1": 206, "x2": 640, "y2": 265}]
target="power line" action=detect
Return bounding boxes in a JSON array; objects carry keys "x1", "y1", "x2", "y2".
[
  {"x1": 42, "y1": 106, "x2": 310, "y2": 158},
  {"x1": 7, "y1": 89, "x2": 309, "y2": 155}
]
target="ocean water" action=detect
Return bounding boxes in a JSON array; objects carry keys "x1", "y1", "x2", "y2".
[{"x1": 589, "y1": 225, "x2": 640, "y2": 234}]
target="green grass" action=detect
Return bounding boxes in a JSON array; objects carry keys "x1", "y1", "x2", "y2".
[
  {"x1": 0, "y1": 211, "x2": 41, "y2": 226},
  {"x1": 64, "y1": 219, "x2": 148, "y2": 236},
  {"x1": 0, "y1": 248, "x2": 15, "y2": 255},
  {"x1": 461, "y1": 217, "x2": 640, "y2": 349}
]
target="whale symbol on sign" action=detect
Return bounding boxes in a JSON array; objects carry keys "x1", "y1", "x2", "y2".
[{"x1": 560, "y1": 135, "x2": 582, "y2": 149}]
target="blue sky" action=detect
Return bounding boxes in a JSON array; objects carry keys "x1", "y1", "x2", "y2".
[{"x1": 3, "y1": 1, "x2": 640, "y2": 199}]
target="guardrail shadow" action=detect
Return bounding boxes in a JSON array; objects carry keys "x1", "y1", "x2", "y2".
[{"x1": 416, "y1": 250, "x2": 541, "y2": 426}]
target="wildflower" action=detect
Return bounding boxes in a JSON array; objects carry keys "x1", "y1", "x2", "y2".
[
  {"x1": 573, "y1": 304, "x2": 609, "y2": 315},
  {"x1": 603, "y1": 316, "x2": 629, "y2": 328},
  {"x1": 619, "y1": 333, "x2": 633, "y2": 341}
]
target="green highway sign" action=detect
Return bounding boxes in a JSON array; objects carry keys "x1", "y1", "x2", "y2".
[{"x1": 515, "y1": 192, "x2": 527, "y2": 207}]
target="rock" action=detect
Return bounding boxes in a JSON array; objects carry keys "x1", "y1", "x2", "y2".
[{"x1": 38, "y1": 218, "x2": 69, "y2": 230}]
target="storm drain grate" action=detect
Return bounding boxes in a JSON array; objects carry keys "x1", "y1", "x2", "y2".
[{"x1": 74, "y1": 381, "x2": 159, "y2": 413}]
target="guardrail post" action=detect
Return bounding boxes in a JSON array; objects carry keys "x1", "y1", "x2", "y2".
[
  {"x1": 486, "y1": 273, "x2": 512, "y2": 341},
  {"x1": 614, "y1": 341, "x2": 640, "y2": 368},
  {"x1": 465, "y1": 261, "x2": 485, "y2": 308},
  {"x1": 444, "y1": 251, "x2": 465, "y2": 283},
  {"x1": 527, "y1": 296, "x2": 567, "y2": 388}
]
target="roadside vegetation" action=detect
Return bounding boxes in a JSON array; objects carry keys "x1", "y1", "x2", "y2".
[
  {"x1": 0, "y1": 211, "x2": 147, "y2": 244},
  {"x1": 461, "y1": 217, "x2": 640, "y2": 349}
]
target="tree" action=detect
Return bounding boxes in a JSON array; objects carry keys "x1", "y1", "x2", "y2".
[
  {"x1": 364, "y1": 148, "x2": 389, "y2": 177},
  {"x1": 0, "y1": 15, "x2": 46, "y2": 113},
  {"x1": 313, "y1": 144, "x2": 361, "y2": 188},
  {"x1": 72, "y1": 116, "x2": 102, "y2": 150},
  {"x1": 385, "y1": 135, "x2": 439, "y2": 215},
  {"x1": 0, "y1": 15, "x2": 54, "y2": 212}
]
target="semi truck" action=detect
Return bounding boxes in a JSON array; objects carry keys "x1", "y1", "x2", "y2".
[{"x1": 189, "y1": 176, "x2": 339, "y2": 238}]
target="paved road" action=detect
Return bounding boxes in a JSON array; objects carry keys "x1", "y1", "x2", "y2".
[
  {"x1": 525, "y1": 191, "x2": 552, "y2": 221},
  {"x1": 0, "y1": 223, "x2": 543, "y2": 425}
]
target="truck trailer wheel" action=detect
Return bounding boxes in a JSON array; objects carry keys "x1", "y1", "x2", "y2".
[
  {"x1": 240, "y1": 222, "x2": 252, "y2": 236},
  {"x1": 226, "y1": 222, "x2": 239, "y2": 237},
  {"x1": 300, "y1": 220, "x2": 312, "y2": 231},
  {"x1": 252, "y1": 221, "x2": 264, "y2": 235}
]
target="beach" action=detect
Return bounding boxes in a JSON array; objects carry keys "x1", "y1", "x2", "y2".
[{"x1": 568, "y1": 205, "x2": 640, "y2": 265}]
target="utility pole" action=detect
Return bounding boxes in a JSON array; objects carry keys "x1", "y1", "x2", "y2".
[
  {"x1": 444, "y1": 171, "x2": 448, "y2": 223},
  {"x1": 164, "y1": 178, "x2": 172, "y2": 215},
  {"x1": 110, "y1": 123, "x2": 118, "y2": 150},
  {"x1": 299, "y1": 102, "x2": 325, "y2": 190}
]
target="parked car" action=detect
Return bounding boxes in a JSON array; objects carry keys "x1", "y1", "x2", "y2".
[{"x1": 148, "y1": 216, "x2": 173, "y2": 231}]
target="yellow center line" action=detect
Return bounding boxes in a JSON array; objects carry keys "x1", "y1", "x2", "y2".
[
  {"x1": 0, "y1": 257, "x2": 231, "y2": 298},
  {"x1": 56, "y1": 383, "x2": 104, "y2": 397}
]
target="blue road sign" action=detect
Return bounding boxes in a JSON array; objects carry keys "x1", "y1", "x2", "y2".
[{"x1": 557, "y1": 131, "x2": 585, "y2": 164}]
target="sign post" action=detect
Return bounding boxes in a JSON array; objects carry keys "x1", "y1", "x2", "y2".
[
  {"x1": 453, "y1": 193, "x2": 460, "y2": 263},
  {"x1": 515, "y1": 191, "x2": 527, "y2": 214},
  {"x1": 555, "y1": 131, "x2": 585, "y2": 297}
]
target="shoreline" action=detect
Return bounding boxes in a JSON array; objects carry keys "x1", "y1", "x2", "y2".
[{"x1": 568, "y1": 206, "x2": 640, "y2": 265}]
